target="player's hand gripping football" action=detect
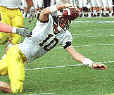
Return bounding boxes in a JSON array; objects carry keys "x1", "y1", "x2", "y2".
[
  {"x1": 92, "y1": 63, "x2": 107, "y2": 70},
  {"x1": 14, "y1": 28, "x2": 32, "y2": 37}
]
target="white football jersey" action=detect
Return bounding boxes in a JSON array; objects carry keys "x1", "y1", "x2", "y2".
[
  {"x1": 19, "y1": 15, "x2": 72, "y2": 61},
  {"x1": 33, "y1": 0, "x2": 43, "y2": 8},
  {"x1": 0, "y1": 0, "x2": 25, "y2": 8}
]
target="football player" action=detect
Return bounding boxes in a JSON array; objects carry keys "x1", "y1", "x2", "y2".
[
  {"x1": 0, "y1": 0, "x2": 26, "y2": 45},
  {"x1": 33, "y1": 0, "x2": 43, "y2": 11},
  {"x1": 102, "y1": 0, "x2": 113, "y2": 16},
  {"x1": 96, "y1": 0, "x2": 103, "y2": 16},
  {"x1": 107, "y1": 0, "x2": 113, "y2": 16},
  {"x1": 0, "y1": 4, "x2": 107, "y2": 93},
  {"x1": 90, "y1": 0, "x2": 98, "y2": 17},
  {"x1": 33, "y1": 0, "x2": 44, "y2": 18},
  {"x1": 78, "y1": 0, "x2": 88, "y2": 17},
  {"x1": 21, "y1": 0, "x2": 28, "y2": 18}
]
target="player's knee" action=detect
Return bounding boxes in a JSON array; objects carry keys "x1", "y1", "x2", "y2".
[{"x1": 10, "y1": 34, "x2": 21, "y2": 44}]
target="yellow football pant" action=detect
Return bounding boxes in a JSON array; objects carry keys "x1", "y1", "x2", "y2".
[
  {"x1": 0, "y1": 6, "x2": 24, "y2": 44},
  {"x1": 0, "y1": 45, "x2": 26, "y2": 93}
]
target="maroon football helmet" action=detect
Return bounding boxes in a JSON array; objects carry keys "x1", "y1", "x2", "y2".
[
  {"x1": 62, "y1": 7, "x2": 79, "y2": 20},
  {"x1": 55, "y1": 7, "x2": 79, "y2": 30}
]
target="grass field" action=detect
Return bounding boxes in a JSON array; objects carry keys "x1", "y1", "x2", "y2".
[{"x1": 0, "y1": 17, "x2": 114, "y2": 95}]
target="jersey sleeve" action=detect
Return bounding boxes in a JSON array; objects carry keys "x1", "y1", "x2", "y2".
[{"x1": 58, "y1": 30, "x2": 72, "y2": 49}]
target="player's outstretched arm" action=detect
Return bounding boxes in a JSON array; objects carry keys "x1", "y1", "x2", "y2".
[
  {"x1": 39, "y1": 4, "x2": 72, "y2": 22},
  {"x1": 65, "y1": 45, "x2": 107, "y2": 70},
  {"x1": 0, "y1": 23, "x2": 32, "y2": 37}
]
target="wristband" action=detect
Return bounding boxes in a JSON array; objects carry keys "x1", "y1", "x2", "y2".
[
  {"x1": 82, "y1": 58, "x2": 94, "y2": 67},
  {"x1": 50, "y1": 5, "x2": 57, "y2": 13},
  {"x1": 12, "y1": 27, "x2": 16, "y2": 33}
]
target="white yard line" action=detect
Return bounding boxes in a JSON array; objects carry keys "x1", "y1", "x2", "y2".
[
  {"x1": 72, "y1": 33, "x2": 114, "y2": 37},
  {"x1": 26, "y1": 93, "x2": 54, "y2": 95},
  {"x1": 74, "y1": 20, "x2": 114, "y2": 23},
  {"x1": 25, "y1": 60, "x2": 114, "y2": 71},
  {"x1": 55, "y1": 43, "x2": 114, "y2": 49}
]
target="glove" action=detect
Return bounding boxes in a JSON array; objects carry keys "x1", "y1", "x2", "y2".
[{"x1": 12, "y1": 27, "x2": 32, "y2": 37}]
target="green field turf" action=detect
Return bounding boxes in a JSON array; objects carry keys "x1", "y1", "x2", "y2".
[{"x1": 0, "y1": 17, "x2": 114, "y2": 95}]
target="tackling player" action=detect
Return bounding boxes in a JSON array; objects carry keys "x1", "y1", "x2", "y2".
[
  {"x1": 0, "y1": 4, "x2": 107, "y2": 93},
  {"x1": 0, "y1": 0, "x2": 25, "y2": 45}
]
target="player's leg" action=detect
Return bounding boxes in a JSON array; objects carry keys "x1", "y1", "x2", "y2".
[
  {"x1": 21, "y1": 0, "x2": 28, "y2": 18},
  {"x1": 9, "y1": 9, "x2": 24, "y2": 45},
  {"x1": 0, "y1": 6, "x2": 11, "y2": 44},
  {"x1": 0, "y1": 45, "x2": 26, "y2": 93},
  {"x1": 0, "y1": 8, "x2": 9, "y2": 75},
  {"x1": 0, "y1": 57, "x2": 8, "y2": 76},
  {"x1": 90, "y1": 0, "x2": 97, "y2": 17},
  {"x1": 96, "y1": 0, "x2": 102, "y2": 16},
  {"x1": 108, "y1": 0, "x2": 113, "y2": 16},
  {"x1": 8, "y1": 45, "x2": 26, "y2": 93},
  {"x1": 78, "y1": 0, "x2": 83, "y2": 17},
  {"x1": 82, "y1": 0, "x2": 88, "y2": 17},
  {"x1": 102, "y1": 0, "x2": 109, "y2": 16},
  {"x1": 0, "y1": 46, "x2": 10, "y2": 93},
  {"x1": 97, "y1": 0, "x2": 103, "y2": 16},
  {"x1": 87, "y1": 1, "x2": 92, "y2": 17}
]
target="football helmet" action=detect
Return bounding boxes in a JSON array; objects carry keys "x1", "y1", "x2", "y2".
[
  {"x1": 61, "y1": 7, "x2": 79, "y2": 20},
  {"x1": 53, "y1": 7, "x2": 79, "y2": 31}
]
